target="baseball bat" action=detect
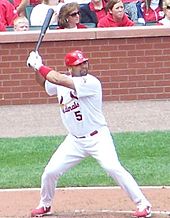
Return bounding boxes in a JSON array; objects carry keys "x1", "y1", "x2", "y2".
[{"x1": 35, "y1": 8, "x2": 54, "y2": 52}]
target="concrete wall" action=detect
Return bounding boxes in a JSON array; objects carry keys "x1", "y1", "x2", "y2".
[{"x1": 0, "y1": 26, "x2": 170, "y2": 105}]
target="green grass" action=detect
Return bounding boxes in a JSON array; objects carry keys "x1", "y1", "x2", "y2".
[{"x1": 0, "y1": 131, "x2": 170, "y2": 188}]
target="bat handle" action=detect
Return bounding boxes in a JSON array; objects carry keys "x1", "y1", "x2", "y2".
[{"x1": 35, "y1": 34, "x2": 44, "y2": 52}]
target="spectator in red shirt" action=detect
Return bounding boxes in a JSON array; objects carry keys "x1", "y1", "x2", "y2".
[
  {"x1": 139, "y1": 0, "x2": 164, "y2": 24},
  {"x1": 30, "y1": 0, "x2": 41, "y2": 5},
  {"x1": 15, "y1": 0, "x2": 41, "y2": 8},
  {"x1": 0, "y1": 0, "x2": 18, "y2": 29},
  {"x1": 97, "y1": 0, "x2": 134, "y2": 27},
  {"x1": 158, "y1": 0, "x2": 170, "y2": 25},
  {"x1": 14, "y1": 0, "x2": 41, "y2": 16},
  {"x1": 58, "y1": 2, "x2": 87, "y2": 29},
  {"x1": 0, "y1": 21, "x2": 6, "y2": 31},
  {"x1": 80, "y1": 0, "x2": 107, "y2": 26}
]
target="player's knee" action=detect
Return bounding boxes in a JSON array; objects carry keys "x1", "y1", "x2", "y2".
[
  {"x1": 103, "y1": 163, "x2": 124, "y2": 176},
  {"x1": 42, "y1": 168, "x2": 62, "y2": 181}
]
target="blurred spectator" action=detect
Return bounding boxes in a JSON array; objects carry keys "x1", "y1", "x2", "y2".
[
  {"x1": 0, "y1": 22, "x2": 6, "y2": 31},
  {"x1": 138, "y1": 0, "x2": 164, "y2": 24},
  {"x1": 122, "y1": 0, "x2": 138, "y2": 22},
  {"x1": 6, "y1": 0, "x2": 41, "y2": 16},
  {"x1": 80, "y1": 0, "x2": 107, "y2": 26},
  {"x1": 97, "y1": 0, "x2": 134, "y2": 27},
  {"x1": 158, "y1": 0, "x2": 170, "y2": 25},
  {"x1": 58, "y1": 2, "x2": 87, "y2": 28},
  {"x1": 30, "y1": 0, "x2": 64, "y2": 26},
  {"x1": 136, "y1": 0, "x2": 145, "y2": 24},
  {"x1": 30, "y1": 0, "x2": 41, "y2": 4},
  {"x1": 64, "y1": 0, "x2": 90, "y2": 3},
  {"x1": 14, "y1": 16, "x2": 29, "y2": 31},
  {"x1": 0, "y1": 0, "x2": 18, "y2": 30},
  {"x1": 14, "y1": 0, "x2": 41, "y2": 8},
  {"x1": 13, "y1": 0, "x2": 27, "y2": 16}
]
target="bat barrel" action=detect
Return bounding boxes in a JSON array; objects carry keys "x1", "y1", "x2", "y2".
[{"x1": 35, "y1": 8, "x2": 54, "y2": 52}]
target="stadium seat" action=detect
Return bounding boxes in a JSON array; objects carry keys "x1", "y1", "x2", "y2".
[
  {"x1": 29, "y1": 25, "x2": 42, "y2": 30},
  {"x1": 49, "y1": 25, "x2": 58, "y2": 30},
  {"x1": 145, "y1": 21, "x2": 158, "y2": 26},
  {"x1": 6, "y1": 26, "x2": 14, "y2": 31},
  {"x1": 81, "y1": 22, "x2": 96, "y2": 28},
  {"x1": 79, "y1": 3, "x2": 88, "y2": 8},
  {"x1": 134, "y1": 22, "x2": 145, "y2": 26}
]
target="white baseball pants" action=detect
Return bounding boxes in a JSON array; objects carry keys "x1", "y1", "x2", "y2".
[{"x1": 39, "y1": 126, "x2": 150, "y2": 208}]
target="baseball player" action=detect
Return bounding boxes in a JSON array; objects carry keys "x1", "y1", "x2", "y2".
[{"x1": 27, "y1": 50, "x2": 152, "y2": 217}]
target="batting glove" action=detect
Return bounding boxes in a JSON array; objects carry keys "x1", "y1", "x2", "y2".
[{"x1": 27, "y1": 51, "x2": 43, "y2": 71}]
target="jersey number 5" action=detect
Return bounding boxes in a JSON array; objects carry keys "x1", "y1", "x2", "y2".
[{"x1": 74, "y1": 111, "x2": 82, "y2": 121}]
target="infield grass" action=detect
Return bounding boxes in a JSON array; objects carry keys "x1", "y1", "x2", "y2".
[{"x1": 0, "y1": 131, "x2": 170, "y2": 188}]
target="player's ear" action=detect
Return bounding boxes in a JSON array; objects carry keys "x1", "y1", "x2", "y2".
[{"x1": 68, "y1": 67, "x2": 72, "y2": 73}]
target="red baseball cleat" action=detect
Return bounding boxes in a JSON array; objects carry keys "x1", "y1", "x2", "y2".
[
  {"x1": 132, "y1": 205, "x2": 152, "y2": 218},
  {"x1": 31, "y1": 206, "x2": 51, "y2": 217}
]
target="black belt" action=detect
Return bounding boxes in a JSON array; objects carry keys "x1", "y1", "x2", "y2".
[{"x1": 73, "y1": 130, "x2": 98, "y2": 139}]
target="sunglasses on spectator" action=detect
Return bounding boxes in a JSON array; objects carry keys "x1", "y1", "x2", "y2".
[
  {"x1": 69, "y1": 11, "x2": 80, "y2": 17},
  {"x1": 167, "y1": 5, "x2": 170, "y2": 9}
]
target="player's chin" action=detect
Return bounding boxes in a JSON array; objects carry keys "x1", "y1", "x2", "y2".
[{"x1": 80, "y1": 71, "x2": 88, "y2": 76}]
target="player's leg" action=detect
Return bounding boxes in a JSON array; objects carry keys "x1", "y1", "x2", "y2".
[
  {"x1": 31, "y1": 134, "x2": 87, "y2": 217},
  {"x1": 89, "y1": 126, "x2": 151, "y2": 217}
]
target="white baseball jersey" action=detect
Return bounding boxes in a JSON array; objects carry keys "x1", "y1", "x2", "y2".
[{"x1": 45, "y1": 74, "x2": 107, "y2": 136}]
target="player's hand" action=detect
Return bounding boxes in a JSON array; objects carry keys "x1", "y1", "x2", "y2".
[{"x1": 27, "y1": 51, "x2": 43, "y2": 71}]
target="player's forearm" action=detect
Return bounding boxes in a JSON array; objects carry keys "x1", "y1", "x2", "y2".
[
  {"x1": 27, "y1": 52, "x2": 75, "y2": 90},
  {"x1": 35, "y1": 72, "x2": 45, "y2": 88},
  {"x1": 37, "y1": 65, "x2": 75, "y2": 90},
  {"x1": 46, "y1": 70, "x2": 75, "y2": 90}
]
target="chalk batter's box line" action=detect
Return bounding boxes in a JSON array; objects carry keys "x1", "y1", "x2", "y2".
[
  {"x1": 73, "y1": 209, "x2": 170, "y2": 216},
  {"x1": 1, "y1": 186, "x2": 170, "y2": 192},
  {"x1": 55, "y1": 209, "x2": 170, "y2": 216}
]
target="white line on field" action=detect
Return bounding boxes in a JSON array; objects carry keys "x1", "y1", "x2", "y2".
[
  {"x1": 0, "y1": 186, "x2": 170, "y2": 192},
  {"x1": 72, "y1": 209, "x2": 170, "y2": 216},
  {"x1": 43, "y1": 209, "x2": 170, "y2": 216},
  {"x1": 114, "y1": 210, "x2": 170, "y2": 215}
]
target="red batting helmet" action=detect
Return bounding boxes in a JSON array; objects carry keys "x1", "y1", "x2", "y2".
[{"x1": 64, "y1": 50, "x2": 88, "y2": 66}]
